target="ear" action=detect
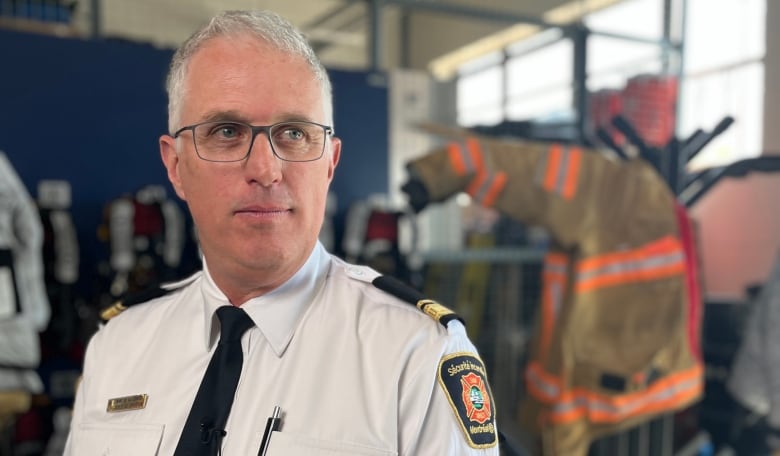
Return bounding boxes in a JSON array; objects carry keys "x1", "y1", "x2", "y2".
[
  {"x1": 160, "y1": 135, "x2": 187, "y2": 201},
  {"x1": 327, "y1": 136, "x2": 341, "y2": 181}
]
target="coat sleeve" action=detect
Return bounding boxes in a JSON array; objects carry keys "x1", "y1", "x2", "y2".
[
  {"x1": 401, "y1": 321, "x2": 500, "y2": 455},
  {"x1": 406, "y1": 134, "x2": 677, "y2": 251}
]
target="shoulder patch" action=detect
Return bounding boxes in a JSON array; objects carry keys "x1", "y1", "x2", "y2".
[
  {"x1": 438, "y1": 353, "x2": 498, "y2": 449},
  {"x1": 371, "y1": 275, "x2": 463, "y2": 327},
  {"x1": 99, "y1": 274, "x2": 197, "y2": 321}
]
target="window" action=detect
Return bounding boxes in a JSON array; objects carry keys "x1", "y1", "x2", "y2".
[
  {"x1": 681, "y1": 0, "x2": 765, "y2": 169},
  {"x1": 456, "y1": 52, "x2": 504, "y2": 127},
  {"x1": 454, "y1": 0, "x2": 766, "y2": 171},
  {"x1": 506, "y1": 39, "x2": 573, "y2": 121}
]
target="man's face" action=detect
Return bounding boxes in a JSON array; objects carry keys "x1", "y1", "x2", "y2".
[{"x1": 160, "y1": 35, "x2": 340, "y2": 297}]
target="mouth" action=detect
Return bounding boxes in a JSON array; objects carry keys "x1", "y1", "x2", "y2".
[{"x1": 234, "y1": 205, "x2": 292, "y2": 219}]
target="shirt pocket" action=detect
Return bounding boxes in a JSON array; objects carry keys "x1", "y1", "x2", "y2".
[
  {"x1": 73, "y1": 422, "x2": 164, "y2": 456},
  {"x1": 265, "y1": 431, "x2": 396, "y2": 456}
]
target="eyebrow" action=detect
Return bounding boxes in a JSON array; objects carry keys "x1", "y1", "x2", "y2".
[
  {"x1": 199, "y1": 110, "x2": 252, "y2": 124},
  {"x1": 198, "y1": 110, "x2": 319, "y2": 125}
]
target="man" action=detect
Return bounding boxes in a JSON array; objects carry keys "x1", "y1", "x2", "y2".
[{"x1": 64, "y1": 9, "x2": 499, "y2": 455}]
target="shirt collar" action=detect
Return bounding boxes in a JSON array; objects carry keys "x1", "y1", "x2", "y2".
[{"x1": 199, "y1": 242, "x2": 331, "y2": 357}]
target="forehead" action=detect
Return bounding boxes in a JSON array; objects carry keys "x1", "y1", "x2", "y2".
[{"x1": 181, "y1": 35, "x2": 325, "y2": 122}]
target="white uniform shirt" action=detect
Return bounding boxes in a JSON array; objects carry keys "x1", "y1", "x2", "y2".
[{"x1": 64, "y1": 242, "x2": 500, "y2": 455}]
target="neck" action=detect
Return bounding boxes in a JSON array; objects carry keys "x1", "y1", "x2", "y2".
[{"x1": 202, "y1": 244, "x2": 318, "y2": 305}]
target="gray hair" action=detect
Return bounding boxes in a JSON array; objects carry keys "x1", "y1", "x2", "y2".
[{"x1": 165, "y1": 10, "x2": 333, "y2": 132}]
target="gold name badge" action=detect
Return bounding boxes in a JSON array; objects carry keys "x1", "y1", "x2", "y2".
[{"x1": 107, "y1": 394, "x2": 148, "y2": 413}]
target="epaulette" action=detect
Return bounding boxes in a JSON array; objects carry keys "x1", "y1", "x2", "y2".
[
  {"x1": 371, "y1": 275, "x2": 463, "y2": 328},
  {"x1": 99, "y1": 275, "x2": 195, "y2": 321}
]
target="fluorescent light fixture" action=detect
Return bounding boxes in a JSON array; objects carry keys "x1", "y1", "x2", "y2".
[{"x1": 428, "y1": 0, "x2": 622, "y2": 80}]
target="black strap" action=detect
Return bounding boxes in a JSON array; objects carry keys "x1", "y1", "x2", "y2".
[
  {"x1": 174, "y1": 306, "x2": 254, "y2": 455},
  {"x1": 371, "y1": 275, "x2": 464, "y2": 328}
]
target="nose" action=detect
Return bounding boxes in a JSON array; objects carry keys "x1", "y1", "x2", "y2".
[{"x1": 244, "y1": 132, "x2": 282, "y2": 186}]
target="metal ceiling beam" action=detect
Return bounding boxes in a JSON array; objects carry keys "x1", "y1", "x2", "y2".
[
  {"x1": 364, "y1": 0, "x2": 557, "y2": 72},
  {"x1": 303, "y1": 2, "x2": 357, "y2": 30},
  {"x1": 307, "y1": 2, "x2": 366, "y2": 53},
  {"x1": 380, "y1": 0, "x2": 556, "y2": 29}
]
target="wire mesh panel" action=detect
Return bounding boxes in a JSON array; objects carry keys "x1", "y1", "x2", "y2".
[{"x1": 419, "y1": 245, "x2": 544, "y2": 455}]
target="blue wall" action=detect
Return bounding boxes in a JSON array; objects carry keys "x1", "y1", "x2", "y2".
[{"x1": 0, "y1": 29, "x2": 388, "y2": 284}]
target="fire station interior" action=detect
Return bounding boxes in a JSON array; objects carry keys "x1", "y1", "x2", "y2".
[{"x1": 1, "y1": 0, "x2": 779, "y2": 454}]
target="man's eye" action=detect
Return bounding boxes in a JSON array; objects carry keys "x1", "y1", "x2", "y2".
[
  {"x1": 212, "y1": 124, "x2": 241, "y2": 138},
  {"x1": 282, "y1": 128, "x2": 305, "y2": 140}
]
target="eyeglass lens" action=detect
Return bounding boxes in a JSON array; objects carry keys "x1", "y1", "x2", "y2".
[{"x1": 193, "y1": 121, "x2": 327, "y2": 162}]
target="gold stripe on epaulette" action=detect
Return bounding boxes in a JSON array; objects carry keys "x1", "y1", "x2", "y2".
[
  {"x1": 100, "y1": 301, "x2": 127, "y2": 320},
  {"x1": 416, "y1": 299, "x2": 455, "y2": 323}
]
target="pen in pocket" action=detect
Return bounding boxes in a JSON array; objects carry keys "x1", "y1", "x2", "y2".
[{"x1": 258, "y1": 405, "x2": 282, "y2": 456}]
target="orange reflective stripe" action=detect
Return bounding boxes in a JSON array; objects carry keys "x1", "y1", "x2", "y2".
[
  {"x1": 550, "y1": 364, "x2": 703, "y2": 424},
  {"x1": 541, "y1": 144, "x2": 581, "y2": 199},
  {"x1": 457, "y1": 137, "x2": 504, "y2": 205},
  {"x1": 561, "y1": 146, "x2": 582, "y2": 200},
  {"x1": 543, "y1": 144, "x2": 563, "y2": 192},
  {"x1": 576, "y1": 236, "x2": 686, "y2": 293},
  {"x1": 480, "y1": 171, "x2": 507, "y2": 207},
  {"x1": 544, "y1": 253, "x2": 568, "y2": 275},
  {"x1": 527, "y1": 361, "x2": 703, "y2": 425},
  {"x1": 447, "y1": 137, "x2": 485, "y2": 177},
  {"x1": 577, "y1": 263, "x2": 685, "y2": 292},
  {"x1": 586, "y1": 385, "x2": 701, "y2": 424},
  {"x1": 578, "y1": 236, "x2": 681, "y2": 271},
  {"x1": 548, "y1": 385, "x2": 701, "y2": 425},
  {"x1": 547, "y1": 404, "x2": 586, "y2": 424},
  {"x1": 447, "y1": 142, "x2": 467, "y2": 176},
  {"x1": 525, "y1": 361, "x2": 562, "y2": 401}
]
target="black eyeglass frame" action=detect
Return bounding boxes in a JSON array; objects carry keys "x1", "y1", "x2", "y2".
[{"x1": 171, "y1": 120, "x2": 335, "y2": 163}]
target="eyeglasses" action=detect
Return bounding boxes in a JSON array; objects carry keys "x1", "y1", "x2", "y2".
[{"x1": 172, "y1": 120, "x2": 334, "y2": 163}]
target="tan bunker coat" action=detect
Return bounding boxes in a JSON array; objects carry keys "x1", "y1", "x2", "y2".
[{"x1": 405, "y1": 133, "x2": 703, "y2": 455}]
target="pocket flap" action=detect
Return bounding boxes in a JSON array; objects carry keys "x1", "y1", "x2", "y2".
[
  {"x1": 76, "y1": 422, "x2": 164, "y2": 456},
  {"x1": 266, "y1": 431, "x2": 396, "y2": 456}
]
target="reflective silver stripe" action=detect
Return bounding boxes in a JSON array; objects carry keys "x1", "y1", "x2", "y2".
[
  {"x1": 577, "y1": 251, "x2": 684, "y2": 283},
  {"x1": 535, "y1": 152, "x2": 550, "y2": 188},
  {"x1": 457, "y1": 140, "x2": 476, "y2": 174},
  {"x1": 544, "y1": 258, "x2": 567, "y2": 318},
  {"x1": 473, "y1": 172, "x2": 498, "y2": 203},
  {"x1": 535, "y1": 146, "x2": 574, "y2": 197},
  {"x1": 549, "y1": 375, "x2": 700, "y2": 418},
  {"x1": 526, "y1": 366, "x2": 560, "y2": 399},
  {"x1": 553, "y1": 147, "x2": 571, "y2": 196},
  {"x1": 550, "y1": 281, "x2": 563, "y2": 318}
]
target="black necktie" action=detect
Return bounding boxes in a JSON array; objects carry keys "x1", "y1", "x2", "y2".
[{"x1": 174, "y1": 306, "x2": 255, "y2": 455}]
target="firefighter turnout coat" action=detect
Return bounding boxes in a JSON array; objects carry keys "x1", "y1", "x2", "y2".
[{"x1": 404, "y1": 132, "x2": 703, "y2": 455}]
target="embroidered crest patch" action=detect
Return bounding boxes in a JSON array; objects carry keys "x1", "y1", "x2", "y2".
[{"x1": 438, "y1": 353, "x2": 497, "y2": 448}]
